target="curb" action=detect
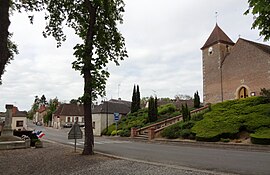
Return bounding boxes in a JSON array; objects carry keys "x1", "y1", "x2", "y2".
[{"x1": 102, "y1": 136, "x2": 270, "y2": 152}]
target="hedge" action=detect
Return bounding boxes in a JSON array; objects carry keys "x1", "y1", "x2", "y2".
[{"x1": 250, "y1": 128, "x2": 270, "y2": 145}]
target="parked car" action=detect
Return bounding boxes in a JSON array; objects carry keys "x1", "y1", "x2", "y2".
[{"x1": 63, "y1": 123, "x2": 73, "y2": 128}]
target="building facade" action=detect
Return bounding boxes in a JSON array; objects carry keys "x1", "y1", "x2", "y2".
[{"x1": 201, "y1": 24, "x2": 270, "y2": 104}]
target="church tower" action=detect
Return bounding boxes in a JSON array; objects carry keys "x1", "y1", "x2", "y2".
[{"x1": 201, "y1": 24, "x2": 234, "y2": 104}]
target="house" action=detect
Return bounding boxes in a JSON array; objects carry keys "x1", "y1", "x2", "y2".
[
  {"x1": 0, "y1": 112, "x2": 5, "y2": 122},
  {"x1": 0, "y1": 112, "x2": 5, "y2": 134},
  {"x1": 11, "y1": 106, "x2": 28, "y2": 131},
  {"x1": 92, "y1": 99, "x2": 131, "y2": 136},
  {"x1": 33, "y1": 104, "x2": 47, "y2": 125},
  {"x1": 52, "y1": 99, "x2": 131, "y2": 136},
  {"x1": 52, "y1": 103, "x2": 84, "y2": 129},
  {"x1": 201, "y1": 24, "x2": 270, "y2": 104}
]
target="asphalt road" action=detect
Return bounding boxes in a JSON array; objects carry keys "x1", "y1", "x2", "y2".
[{"x1": 29, "y1": 122, "x2": 270, "y2": 175}]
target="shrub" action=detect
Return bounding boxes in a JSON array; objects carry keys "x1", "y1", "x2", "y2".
[
  {"x1": 250, "y1": 127, "x2": 270, "y2": 145},
  {"x1": 192, "y1": 97, "x2": 270, "y2": 142},
  {"x1": 158, "y1": 103, "x2": 176, "y2": 115},
  {"x1": 111, "y1": 130, "x2": 117, "y2": 136},
  {"x1": 161, "y1": 123, "x2": 181, "y2": 139},
  {"x1": 179, "y1": 129, "x2": 193, "y2": 139},
  {"x1": 118, "y1": 129, "x2": 131, "y2": 137}
]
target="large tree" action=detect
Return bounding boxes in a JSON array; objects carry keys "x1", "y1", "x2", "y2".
[
  {"x1": 245, "y1": 0, "x2": 270, "y2": 41},
  {"x1": 43, "y1": 0, "x2": 127, "y2": 155},
  {"x1": 0, "y1": 0, "x2": 44, "y2": 84}
]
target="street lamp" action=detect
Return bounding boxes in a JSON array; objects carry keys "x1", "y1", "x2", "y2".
[{"x1": 102, "y1": 97, "x2": 108, "y2": 134}]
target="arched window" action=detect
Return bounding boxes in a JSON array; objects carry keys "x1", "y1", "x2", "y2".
[{"x1": 239, "y1": 87, "x2": 248, "y2": 99}]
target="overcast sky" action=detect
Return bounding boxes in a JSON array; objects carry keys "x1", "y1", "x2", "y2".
[{"x1": 0, "y1": 0, "x2": 268, "y2": 111}]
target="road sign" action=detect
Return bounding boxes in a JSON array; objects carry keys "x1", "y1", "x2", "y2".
[
  {"x1": 68, "y1": 123, "x2": 83, "y2": 152},
  {"x1": 114, "y1": 113, "x2": 120, "y2": 121},
  {"x1": 68, "y1": 123, "x2": 83, "y2": 139}
]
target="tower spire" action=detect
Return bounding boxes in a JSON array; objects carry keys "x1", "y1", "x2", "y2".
[{"x1": 215, "y1": 12, "x2": 218, "y2": 24}]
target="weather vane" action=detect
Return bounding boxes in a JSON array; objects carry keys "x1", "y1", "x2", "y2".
[{"x1": 215, "y1": 12, "x2": 218, "y2": 23}]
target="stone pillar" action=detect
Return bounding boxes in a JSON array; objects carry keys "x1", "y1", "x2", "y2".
[
  {"x1": 148, "y1": 127, "x2": 155, "y2": 140},
  {"x1": 130, "y1": 127, "x2": 137, "y2": 138},
  {"x1": 2, "y1": 104, "x2": 13, "y2": 136}
]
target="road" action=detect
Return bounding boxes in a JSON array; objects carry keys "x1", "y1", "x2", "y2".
[{"x1": 29, "y1": 123, "x2": 270, "y2": 175}]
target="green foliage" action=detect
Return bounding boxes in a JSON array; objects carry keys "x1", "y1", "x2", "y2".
[
  {"x1": 191, "y1": 112, "x2": 204, "y2": 121},
  {"x1": 245, "y1": 0, "x2": 270, "y2": 41},
  {"x1": 111, "y1": 130, "x2": 117, "y2": 136},
  {"x1": 192, "y1": 97, "x2": 270, "y2": 142},
  {"x1": 250, "y1": 127, "x2": 270, "y2": 145},
  {"x1": 260, "y1": 88, "x2": 270, "y2": 102},
  {"x1": 161, "y1": 124, "x2": 180, "y2": 139},
  {"x1": 44, "y1": 0, "x2": 128, "y2": 101},
  {"x1": 181, "y1": 103, "x2": 191, "y2": 122},
  {"x1": 158, "y1": 103, "x2": 176, "y2": 115},
  {"x1": 148, "y1": 96, "x2": 158, "y2": 122},
  {"x1": 104, "y1": 103, "x2": 181, "y2": 136},
  {"x1": 136, "y1": 85, "x2": 141, "y2": 111},
  {"x1": 161, "y1": 121, "x2": 195, "y2": 139},
  {"x1": 131, "y1": 85, "x2": 141, "y2": 113},
  {"x1": 193, "y1": 91, "x2": 200, "y2": 108}
]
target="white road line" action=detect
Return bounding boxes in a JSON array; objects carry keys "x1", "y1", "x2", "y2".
[{"x1": 67, "y1": 140, "x2": 131, "y2": 145}]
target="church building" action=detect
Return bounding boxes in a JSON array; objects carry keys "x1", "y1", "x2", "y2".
[{"x1": 201, "y1": 24, "x2": 270, "y2": 104}]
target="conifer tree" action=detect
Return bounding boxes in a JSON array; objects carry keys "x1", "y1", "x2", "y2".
[
  {"x1": 182, "y1": 103, "x2": 191, "y2": 122},
  {"x1": 136, "y1": 85, "x2": 141, "y2": 111},
  {"x1": 148, "y1": 96, "x2": 158, "y2": 122},
  {"x1": 194, "y1": 91, "x2": 200, "y2": 108},
  {"x1": 131, "y1": 85, "x2": 137, "y2": 113}
]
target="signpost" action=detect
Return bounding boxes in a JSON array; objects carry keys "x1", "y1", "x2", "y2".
[
  {"x1": 114, "y1": 113, "x2": 120, "y2": 135},
  {"x1": 68, "y1": 122, "x2": 83, "y2": 152}
]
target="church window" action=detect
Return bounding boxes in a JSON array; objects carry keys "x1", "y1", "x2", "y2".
[{"x1": 239, "y1": 87, "x2": 248, "y2": 99}]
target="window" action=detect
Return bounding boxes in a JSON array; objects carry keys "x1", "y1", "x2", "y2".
[
  {"x1": 92, "y1": 122, "x2": 95, "y2": 129},
  {"x1": 75, "y1": 117, "x2": 79, "y2": 123},
  {"x1": 16, "y1": 120, "x2": 23, "y2": 127},
  {"x1": 67, "y1": 117, "x2": 71, "y2": 122}
]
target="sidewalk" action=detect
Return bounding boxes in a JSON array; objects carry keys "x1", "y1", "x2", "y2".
[{"x1": 0, "y1": 141, "x2": 221, "y2": 175}]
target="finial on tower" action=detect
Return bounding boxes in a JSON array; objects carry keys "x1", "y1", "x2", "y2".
[{"x1": 215, "y1": 12, "x2": 219, "y2": 24}]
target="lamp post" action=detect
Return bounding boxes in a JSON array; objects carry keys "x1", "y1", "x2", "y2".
[{"x1": 103, "y1": 97, "x2": 108, "y2": 134}]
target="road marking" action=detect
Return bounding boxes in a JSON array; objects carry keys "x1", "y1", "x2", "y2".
[{"x1": 67, "y1": 140, "x2": 131, "y2": 145}]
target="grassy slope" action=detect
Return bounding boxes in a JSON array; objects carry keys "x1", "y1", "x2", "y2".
[
  {"x1": 102, "y1": 103, "x2": 180, "y2": 136},
  {"x1": 192, "y1": 96, "x2": 270, "y2": 140}
]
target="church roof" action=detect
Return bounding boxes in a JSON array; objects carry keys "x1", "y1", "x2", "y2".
[
  {"x1": 201, "y1": 24, "x2": 235, "y2": 50},
  {"x1": 239, "y1": 38, "x2": 270, "y2": 55}
]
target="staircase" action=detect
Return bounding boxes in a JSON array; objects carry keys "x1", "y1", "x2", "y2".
[{"x1": 131, "y1": 105, "x2": 209, "y2": 140}]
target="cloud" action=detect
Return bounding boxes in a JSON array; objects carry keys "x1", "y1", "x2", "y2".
[{"x1": 0, "y1": 0, "x2": 266, "y2": 111}]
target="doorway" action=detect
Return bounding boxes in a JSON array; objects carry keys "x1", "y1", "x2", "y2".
[{"x1": 239, "y1": 87, "x2": 248, "y2": 99}]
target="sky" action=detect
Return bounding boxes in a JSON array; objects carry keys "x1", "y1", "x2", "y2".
[{"x1": 0, "y1": 0, "x2": 268, "y2": 111}]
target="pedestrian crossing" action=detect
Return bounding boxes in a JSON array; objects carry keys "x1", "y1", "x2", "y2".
[{"x1": 67, "y1": 140, "x2": 131, "y2": 146}]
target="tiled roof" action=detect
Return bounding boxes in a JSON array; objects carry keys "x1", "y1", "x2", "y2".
[
  {"x1": 12, "y1": 107, "x2": 27, "y2": 117},
  {"x1": 201, "y1": 24, "x2": 235, "y2": 50},
  {"x1": 240, "y1": 38, "x2": 270, "y2": 55},
  {"x1": 54, "y1": 104, "x2": 84, "y2": 116},
  {"x1": 38, "y1": 105, "x2": 47, "y2": 113},
  {"x1": 92, "y1": 100, "x2": 131, "y2": 115}
]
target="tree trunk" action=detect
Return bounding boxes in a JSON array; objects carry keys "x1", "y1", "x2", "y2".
[
  {"x1": 82, "y1": 0, "x2": 97, "y2": 155},
  {"x1": 82, "y1": 69, "x2": 94, "y2": 155},
  {"x1": 0, "y1": 0, "x2": 10, "y2": 81}
]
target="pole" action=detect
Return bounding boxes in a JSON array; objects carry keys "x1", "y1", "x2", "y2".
[
  {"x1": 116, "y1": 121, "x2": 117, "y2": 136},
  {"x1": 75, "y1": 138, "x2": 77, "y2": 152},
  {"x1": 74, "y1": 121, "x2": 77, "y2": 152},
  {"x1": 106, "y1": 101, "x2": 108, "y2": 133}
]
